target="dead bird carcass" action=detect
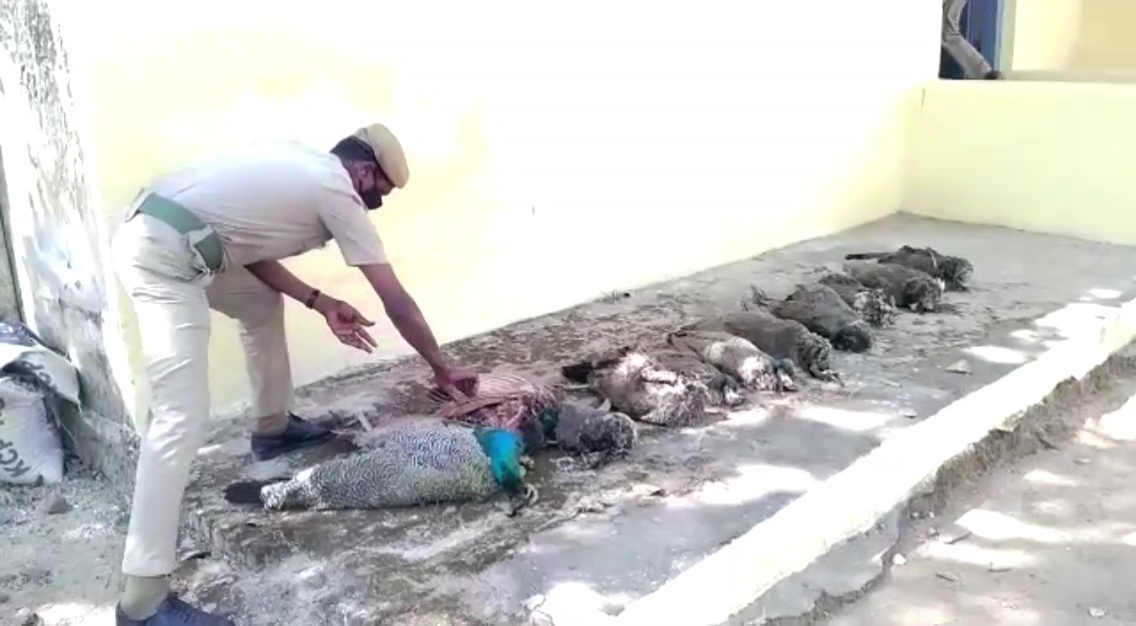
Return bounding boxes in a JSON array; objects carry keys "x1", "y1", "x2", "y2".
[
  {"x1": 223, "y1": 421, "x2": 537, "y2": 512},
  {"x1": 817, "y1": 272, "x2": 897, "y2": 328},
  {"x1": 651, "y1": 345, "x2": 747, "y2": 408},
  {"x1": 845, "y1": 245, "x2": 973, "y2": 292},
  {"x1": 560, "y1": 347, "x2": 712, "y2": 427},
  {"x1": 426, "y1": 372, "x2": 562, "y2": 452},
  {"x1": 754, "y1": 283, "x2": 874, "y2": 353},
  {"x1": 665, "y1": 327, "x2": 796, "y2": 392},
  {"x1": 551, "y1": 401, "x2": 638, "y2": 468},
  {"x1": 688, "y1": 309, "x2": 839, "y2": 382},
  {"x1": 843, "y1": 259, "x2": 944, "y2": 313}
]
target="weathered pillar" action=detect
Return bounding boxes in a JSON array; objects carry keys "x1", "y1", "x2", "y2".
[{"x1": 0, "y1": 0, "x2": 139, "y2": 497}]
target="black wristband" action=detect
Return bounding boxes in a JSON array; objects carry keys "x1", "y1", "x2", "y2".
[{"x1": 305, "y1": 289, "x2": 322, "y2": 310}]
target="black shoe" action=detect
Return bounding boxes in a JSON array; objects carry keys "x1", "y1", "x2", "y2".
[
  {"x1": 983, "y1": 70, "x2": 1003, "y2": 80},
  {"x1": 116, "y1": 594, "x2": 235, "y2": 625},
  {"x1": 249, "y1": 413, "x2": 335, "y2": 461}
]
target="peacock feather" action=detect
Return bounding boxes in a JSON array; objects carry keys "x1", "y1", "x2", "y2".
[{"x1": 426, "y1": 372, "x2": 562, "y2": 452}]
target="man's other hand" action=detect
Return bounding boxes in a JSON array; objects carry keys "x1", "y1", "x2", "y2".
[{"x1": 321, "y1": 298, "x2": 378, "y2": 353}]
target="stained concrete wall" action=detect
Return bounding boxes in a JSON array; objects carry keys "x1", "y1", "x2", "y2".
[
  {"x1": 904, "y1": 79, "x2": 1136, "y2": 245},
  {"x1": 66, "y1": 0, "x2": 943, "y2": 418},
  {"x1": 0, "y1": 0, "x2": 138, "y2": 489},
  {"x1": 0, "y1": 154, "x2": 23, "y2": 321}
]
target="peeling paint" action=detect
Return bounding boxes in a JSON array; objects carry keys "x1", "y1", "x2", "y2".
[{"x1": 0, "y1": 0, "x2": 136, "y2": 492}]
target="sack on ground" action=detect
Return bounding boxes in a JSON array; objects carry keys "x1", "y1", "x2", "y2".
[
  {"x1": 0, "y1": 377, "x2": 64, "y2": 484},
  {"x1": 0, "y1": 322, "x2": 79, "y2": 486}
]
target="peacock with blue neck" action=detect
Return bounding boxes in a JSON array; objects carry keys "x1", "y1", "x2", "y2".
[{"x1": 222, "y1": 423, "x2": 535, "y2": 512}]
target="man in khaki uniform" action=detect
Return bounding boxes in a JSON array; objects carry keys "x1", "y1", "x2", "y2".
[
  {"x1": 110, "y1": 123, "x2": 479, "y2": 625},
  {"x1": 942, "y1": 0, "x2": 1003, "y2": 79}
]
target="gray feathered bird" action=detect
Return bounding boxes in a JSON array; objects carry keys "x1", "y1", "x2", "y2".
[
  {"x1": 560, "y1": 347, "x2": 711, "y2": 427},
  {"x1": 817, "y1": 273, "x2": 897, "y2": 328},
  {"x1": 845, "y1": 245, "x2": 973, "y2": 292},
  {"x1": 843, "y1": 259, "x2": 944, "y2": 313},
  {"x1": 551, "y1": 402, "x2": 638, "y2": 468},
  {"x1": 690, "y1": 308, "x2": 839, "y2": 382},
  {"x1": 666, "y1": 328, "x2": 796, "y2": 392},
  {"x1": 762, "y1": 283, "x2": 874, "y2": 353}
]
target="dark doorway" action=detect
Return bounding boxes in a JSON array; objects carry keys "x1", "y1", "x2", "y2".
[{"x1": 939, "y1": 0, "x2": 1003, "y2": 79}]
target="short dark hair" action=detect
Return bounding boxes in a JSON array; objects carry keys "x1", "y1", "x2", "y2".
[{"x1": 330, "y1": 136, "x2": 379, "y2": 165}]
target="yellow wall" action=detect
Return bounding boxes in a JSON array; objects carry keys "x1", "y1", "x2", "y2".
[
  {"x1": 905, "y1": 79, "x2": 1136, "y2": 245},
  {"x1": 63, "y1": 0, "x2": 941, "y2": 416},
  {"x1": 1006, "y1": 0, "x2": 1136, "y2": 74}
]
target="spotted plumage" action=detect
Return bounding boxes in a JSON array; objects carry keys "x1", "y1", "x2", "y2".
[
  {"x1": 222, "y1": 423, "x2": 535, "y2": 512},
  {"x1": 691, "y1": 309, "x2": 838, "y2": 382},
  {"x1": 551, "y1": 402, "x2": 637, "y2": 468},
  {"x1": 817, "y1": 273, "x2": 897, "y2": 328},
  {"x1": 763, "y1": 283, "x2": 873, "y2": 353},
  {"x1": 666, "y1": 328, "x2": 796, "y2": 392},
  {"x1": 560, "y1": 347, "x2": 710, "y2": 427},
  {"x1": 843, "y1": 260, "x2": 944, "y2": 313},
  {"x1": 845, "y1": 245, "x2": 973, "y2": 292},
  {"x1": 652, "y1": 346, "x2": 746, "y2": 408}
]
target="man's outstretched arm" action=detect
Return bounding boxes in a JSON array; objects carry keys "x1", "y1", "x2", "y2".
[{"x1": 357, "y1": 262, "x2": 448, "y2": 374}]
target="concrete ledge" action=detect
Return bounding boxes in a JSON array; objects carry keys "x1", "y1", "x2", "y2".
[{"x1": 601, "y1": 291, "x2": 1136, "y2": 625}]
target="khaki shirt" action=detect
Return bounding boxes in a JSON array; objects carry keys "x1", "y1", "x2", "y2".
[{"x1": 150, "y1": 140, "x2": 387, "y2": 268}]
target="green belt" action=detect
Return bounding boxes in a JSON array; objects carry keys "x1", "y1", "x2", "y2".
[{"x1": 135, "y1": 193, "x2": 225, "y2": 273}]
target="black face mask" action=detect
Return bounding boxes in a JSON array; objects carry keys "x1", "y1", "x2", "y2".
[
  {"x1": 330, "y1": 136, "x2": 384, "y2": 210},
  {"x1": 359, "y1": 187, "x2": 384, "y2": 210}
]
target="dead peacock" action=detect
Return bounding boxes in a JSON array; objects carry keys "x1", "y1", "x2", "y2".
[
  {"x1": 223, "y1": 421, "x2": 538, "y2": 513},
  {"x1": 560, "y1": 347, "x2": 711, "y2": 427},
  {"x1": 426, "y1": 372, "x2": 562, "y2": 452},
  {"x1": 552, "y1": 401, "x2": 638, "y2": 468},
  {"x1": 755, "y1": 283, "x2": 874, "y2": 353},
  {"x1": 817, "y1": 273, "x2": 897, "y2": 328},
  {"x1": 843, "y1": 260, "x2": 944, "y2": 313},
  {"x1": 427, "y1": 372, "x2": 638, "y2": 466},
  {"x1": 691, "y1": 307, "x2": 840, "y2": 382},
  {"x1": 652, "y1": 345, "x2": 747, "y2": 408},
  {"x1": 845, "y1": 245, "x2": 973, "y2": 292},
  {"x1": 665, "y1": 328, "x2": 797, "y2": 392}
]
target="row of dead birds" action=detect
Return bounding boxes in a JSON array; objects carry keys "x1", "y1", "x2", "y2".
[
  {"x1": 217, "y1": 245, "x2": 975, "y2": 516},
  {"x1": 554, "y1": 245, "x2": 973, "y2": 462}
]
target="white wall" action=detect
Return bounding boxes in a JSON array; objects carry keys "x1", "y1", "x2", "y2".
[{"x1": 62, "y1": 0, "x2": 942, "y2": 417}]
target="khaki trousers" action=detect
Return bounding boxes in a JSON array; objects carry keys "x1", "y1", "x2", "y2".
[
  {"x1": 112, "y1": 204, "x2": 294, "y2": 578},
  {"x1": 942, "y1": 0, "x2": 994, "y2": 79}
]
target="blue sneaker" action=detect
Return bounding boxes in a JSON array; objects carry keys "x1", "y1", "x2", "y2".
[
  {"x1": 250, "y1": 413, "x2": 336, "y2": 461},
  {"x1": 116, "y1": 594, "x2": 235, "y2": 625}
]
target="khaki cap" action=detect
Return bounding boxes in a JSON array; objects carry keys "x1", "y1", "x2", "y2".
[{"x1": 351, "y1": 123, "x2": 410, "y2": 188}]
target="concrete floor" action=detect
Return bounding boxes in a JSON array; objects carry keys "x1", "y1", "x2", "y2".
[
  {"x1": 178, "y1": 213, "x2": 1136, "y2": 625},
  {"x1": 824, "y1": 356, "x2": 1136, "y2": 626}
]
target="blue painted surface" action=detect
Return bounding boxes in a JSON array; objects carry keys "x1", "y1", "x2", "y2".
[{"x1": 967, "y1": 0, "x2": 1004, "y2": 67}]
